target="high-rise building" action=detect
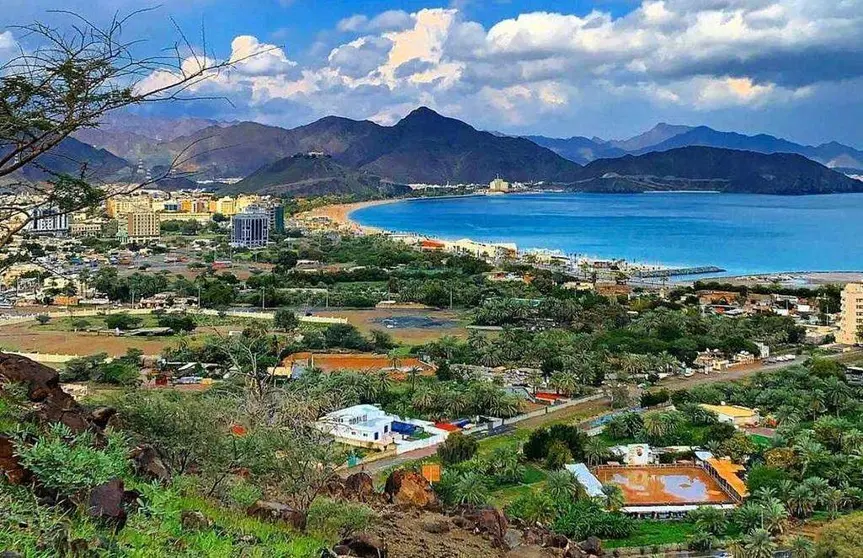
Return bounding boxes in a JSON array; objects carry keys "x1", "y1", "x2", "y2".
[
  {"x1": 127, "y1": 212, "x2": 160, "y2": 242},
  {"x1": 28, "y1": 207, "x2": 70, "y2": 236},
  {"x1": 489, "y1": 177, "x2": 510, "y2": 193},
  {"x1": 838, "y1": 283, "x2": 863, "y2": 345},
  {"x1": 231, "y1": 211, "x2": 269, "y2": 248},
  {"x1": 267, "y1": 204, "x2": 285, "y2": 234}
]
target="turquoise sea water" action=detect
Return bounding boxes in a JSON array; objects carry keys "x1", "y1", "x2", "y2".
[{"x1": 350, "y1": 192, "x2": 863, "y2": 275}]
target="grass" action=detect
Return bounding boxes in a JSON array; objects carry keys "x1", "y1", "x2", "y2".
[
  {"x1": 603, "y1": 520, "x2": 697, "y2": 549},
  {"x1": 34, "y1": 313, "x2": 254, "y2": 333},
  {"x1": 0, "y1": 479, "x2": 330, "y2": 558}
]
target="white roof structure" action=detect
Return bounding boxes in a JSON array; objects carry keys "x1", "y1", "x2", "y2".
[{"x1": 565, "y1": 463, "x2": 605, "y2": 499}]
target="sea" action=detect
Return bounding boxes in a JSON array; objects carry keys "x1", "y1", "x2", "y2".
[{"x1": 350, "y1": 192, "x2": 863, "y2": 276}]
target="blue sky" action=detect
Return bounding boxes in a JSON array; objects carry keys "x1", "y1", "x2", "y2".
[{"x1": 4, "y1": 1, "x2": 863, "y2": 146}]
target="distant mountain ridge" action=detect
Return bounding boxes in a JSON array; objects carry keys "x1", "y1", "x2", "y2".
[{"x1": 528, "y1": 124, "x2": 863, "y2": 171}]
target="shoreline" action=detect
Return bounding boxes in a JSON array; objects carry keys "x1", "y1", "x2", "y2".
[{"x1": 306, "y1": 196, "x2": 863, "y2": 285}]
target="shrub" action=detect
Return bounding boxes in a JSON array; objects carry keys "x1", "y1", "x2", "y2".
[
  {"x1": 13, "y1": 424, "x2": 130, "y2": 494},
  {"x1": 640, "y1": 389, "x2": 670, "y2": 408},
  {"x1": 544, "y1": 440, "x2": 572, "y2": 471},
  {"x1": 35, "y1": 314, "x2": 50, "y2": 325},
  {"x1": 273, "y1": 308, "x2": 299, "y2": 331},
  {"x1": 156, "y1": 313, "x2": 197, "y2": 333},
  {"x1": 105, "y1": 312, "x2": 142, "y2": 330},
  {"x1": 437, "y1": 432, "x2": 478, "y2": 465},
  {"x1": 506, "y1": 491, "x2": 556, "y2": 525},
  {"x1": 306, "y1": 498, "x2": 376, "y2": 538},
  {"x1": 523, "y1": 424, "x2": 586, "y2": 463},
  {"x1": 552, "y1": 500, "x2": 635, "y2": 540}
]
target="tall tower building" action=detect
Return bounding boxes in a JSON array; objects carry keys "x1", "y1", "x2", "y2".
[{"x1": 838, "y1": 283, "x2": 863, "y2": 345}]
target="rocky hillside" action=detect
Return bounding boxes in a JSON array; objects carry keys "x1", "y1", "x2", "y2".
[
  {"x1": 570, "y1": 146, "x2": 863, "y2": 194},
  {"x1": 227, "y1": 153, "x2": 410, "y2": 197}
]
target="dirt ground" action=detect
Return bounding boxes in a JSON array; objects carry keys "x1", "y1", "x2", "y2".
[
  {"x1": 0, "y1": 322, "x2": 174, "y2": 356},
  {"x1": 314, "y1": 308, "x2": 469, "y2": 345}
]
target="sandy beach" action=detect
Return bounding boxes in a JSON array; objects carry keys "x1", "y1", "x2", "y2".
[{"x1": 298, "y1": 198, "x2": 400, "y2": 234}]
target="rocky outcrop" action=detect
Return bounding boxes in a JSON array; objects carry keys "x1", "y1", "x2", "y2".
[
  {"x1": 343, "y1": 472, "x2": 377, "y2": 503},
  {"x1": 383, "y1": 470, "x2": 438, "y2": 510},
  {"x1": 131, "y1": 444, "x2": 170, "y2": 482},
  {"x1": 0, "y1": 353, "x2": 92, "y2": 432},
  {"x1": 464, "y1": 507, "x2": 509, "y2": 547}
]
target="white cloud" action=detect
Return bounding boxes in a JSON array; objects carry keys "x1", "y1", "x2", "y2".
[{"x1": 132, "y1": 1, "x2": 863, "y2": 137}]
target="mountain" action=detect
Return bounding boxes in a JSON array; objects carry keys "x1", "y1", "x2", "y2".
[
  {"x1": 523, "y1": 135, "x2": 625, "y2": 165},
  {"x1": 158, "y1": 107, "x2": 583, "y2": 185},
  {"x1": 632, "y1": 126, "x2": 863, "y2": 171},
  {"x1": 570, "y1": 146, "x2": 863, "y2": 195},
  {"x1": 10, "y1": 137, "x2": 134, "y2": 183},
  {"x1": 608, "y1": 123, "x2": 694, "y2": 152},
  {"x1": 229, "y1": 153, "x2": 410, "y2": 198}
]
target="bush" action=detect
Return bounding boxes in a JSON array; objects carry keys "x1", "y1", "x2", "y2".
[
  {"x1": 274, "y1": 308, "x2": 299, "y2": 331},
  {"x1": 746, "y1": 465, "x2": 789, "y2": 494},
  {"x1": 35, "y1": 314, "x2": 50, "y2": 325},
  {"x1": 306, "y1": 498, "x2": 376, "y2": 538},
  {"x1": 105, "y1": 312, "x2": 142, "y2": 330},
  {"x1": 506, "y1": 491, "x2": 556, "y2": 525},
  {"x1": 640, "y1": 389, "x2": 670, "y2": 408},
  {"x1": 544, "y1": 440, "x2": 572, "y2": 470},
  {"x1": 552, "y1": 499, "x2": 635, "y2": 540},
  {"x1": 437, "y1": 432, "x2": 478, "y2": 465},
  {"x1": 13, "y1": 423, "x2": 130, "y2": 494},
  {"x1": 156, "y1": 313, "x2": 197, "y2": 333},
  {"x1": 523, "y1": 424, "x2": 587, "y2": 463}
]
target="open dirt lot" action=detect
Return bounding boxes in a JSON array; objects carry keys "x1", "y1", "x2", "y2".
[{"x1": 313, "y1": 308, "x2": 469, "y2": 345}]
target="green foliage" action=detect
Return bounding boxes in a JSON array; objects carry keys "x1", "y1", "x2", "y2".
[
  {"x1": 306, "y1": 498, "x2": 376, "y2": 539},
  {"x1": 543, "y1": 440, "x2": 572, "y2": 471},
  {"x1": 274, "y1": 308, "x2": 300, "y2": 331},
  {"x1": 156, "y1": 312, "x2": 197, "y2": 333},
  {"x1": 506, "y1": 491, "x2": 556, "y2": 525},
  {"x1": 552, "y1": 499, "x2": 635, "y2": 540},
  {"x1": 61, "y1": 353, "x2": 140, "y2": 386},
  {"x1": 35, "y1": 314, "x2": 50, "y2": 325},
  {"x1": 437, "y1": 432, "x2": 478, "y2": 465},
  {"x1": 523, "y1": 424, "x2": 586, "y2": 463},
  {"x1": 105, "y1": 312, "x2": 142, "y2": 330},
  {"x1": 13, "y1": 423, "x2": 130, "y2": 494},
  {"x1": 640, "y1": 389, "x2": 670, "y2": 407}
]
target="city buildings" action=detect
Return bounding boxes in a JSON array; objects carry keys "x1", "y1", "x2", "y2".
[
  {"x1": 230, "y1": 210, "x2": 269, "y2": 248},
  {"x1": 126, "y1": 212, "x2": 160, "y2": 242},
  {"x1": 27, "y1": 207, "x2": 70, "y2": 236},
  {"x1": 838, "y1": 282, "x2": 863, "y2": 344},
  {"x1": 488, "y1": 177, "x2": 510, "y2": 193}
]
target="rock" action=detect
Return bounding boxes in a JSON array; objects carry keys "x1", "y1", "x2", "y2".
[
  {"x1": 336, "y1": 533, "x2": 387, "y2": 558},
  {"x1": 332, "y1": 545, "x2": 351, "y2": 556},
  {"x1": 89, "y1": 407, "x2": 117, "y2": 429},
  {"x1": 87, "y1": 479, "x2": 128, "y2": 527},
  {"x1": 344, "y1": 472, "x2": 377, "y2": 502},
  {"x1": 131, "y1": 445, "x2": 170, "y2": 482},
  {"x1": 383, "y1": 469, "x2": 438, "y2": 510},
  {"x1": 503, "y1": 529, "x2": 523, "y2": 550},
  {"x1": 506, "y1": 546, "x2": 555, "y2": 558},
  {"x1": 180, "y1": 510, "x2": 211, "y2": 530},
  {"x1": 1, "y1": 551, "x2": 23, "y2": 558},
  {"x1": 467, "y1": 507, "x2": 508, "y2": 545},
  {"x1": 0, "y1": 435, "x2": 27, "y2": 485},
  {"x1": 547, "y1": 534, "x2": 569, "y2": 549},
  {"x1": 578, "y1": 537, "x2": 601, "y2": 556},
  {"x1": 0, "y1": 353, "x2": 91, "y2": 432},
  {"x1": 420, "y1": 515, "x2": 451, "y2": 534},
  {"x1": 450, "y1": 515, "x2": 470, "y2": 529},
  {"x1": 247, "y1": 500, "x2": 305, "y2": 530}
]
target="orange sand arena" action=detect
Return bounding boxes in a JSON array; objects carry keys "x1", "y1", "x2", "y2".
[{"x1": 593, "y1": 466, "x2": 735, "y2": 506}]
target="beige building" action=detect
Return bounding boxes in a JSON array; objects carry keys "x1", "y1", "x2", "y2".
[
  {"x1": 127, "y1": 212, "x2": 160, "y2": 241},
  {"x1": 838, "y1": 283, "x2": 863, "y2": 345}
]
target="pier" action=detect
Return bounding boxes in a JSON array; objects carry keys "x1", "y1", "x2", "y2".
[{"x1": 634, "y1": 266, "x2": 725, "y2": 278}]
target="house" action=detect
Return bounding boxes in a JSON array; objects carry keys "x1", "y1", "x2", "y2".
[
  {"x1": 317, "y1": 404, "x2": 395, "y2": 447},
  {"x1": 699, "y1": 404, "x2": 759, "y2": 427},
  {"x1": 609, "y1": 443, "x2": 653, "y2": 466}
]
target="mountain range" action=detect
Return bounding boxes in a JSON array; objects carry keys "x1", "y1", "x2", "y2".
[
  {"x1": 528, "y1": 124, "x2": 863, "y2": 170},
  {"x1": 13, "y1": 107, "x2": 863, "y2": 196}
]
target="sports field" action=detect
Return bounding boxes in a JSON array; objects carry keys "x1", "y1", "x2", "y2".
[{"x1": 594, "y1": 465, "x2": 734, "y2": 506}]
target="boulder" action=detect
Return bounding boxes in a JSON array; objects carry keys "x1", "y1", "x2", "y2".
[
  {"x1": 383, "y1": 469, "x2": 438, "y2": 509},
  {"x1": 546, "y1": 533, "x2": 570, "y2": 549},
  {"x1": 579, "y1": 537, "x2": 601, "y2": 556},
  {"x1": 0, "y1": 435, "x2": 27, "y2": 485},
  {"x1": 343, "y1": 472, "x2": 376, "y2": 502},
  {"x1": 1, "y1": 551, "x2": 23, "y2": 558},
  {"x1": 247, "y1": 500, "x2": 305, "y2": 530},
  {"x1": 180, "y1": 510, "x2": 211, "y2": 530},
  {"x1": 87, "y1": 478, "x2": 128, "y2": 527},
  {"x1": 466, "y1": 507, "x2": 509, "y2": 544},
  {"x1": 336, "y1": 533, "x2": 387, "y2": 558},
  {"x1": 131, "y1": 445, "x2": 170, "y2": 482},
  {"x1": 0, "y1": 353, "x2": 91, "y2": 432},
  {"x1": 503, "y1": 529, "x2": 523, "y2": 550},
  {"x1": 89, "y1": 407, "x2": 117, "y2": 429}
]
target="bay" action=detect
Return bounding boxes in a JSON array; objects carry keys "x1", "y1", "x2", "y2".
[{"x1": 350, "y1": 192, "x2": 863, "y2": 275}]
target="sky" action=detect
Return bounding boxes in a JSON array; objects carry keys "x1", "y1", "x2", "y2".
[{"x1": 3, "y1": 0, "x2": 863, "y2": 146}]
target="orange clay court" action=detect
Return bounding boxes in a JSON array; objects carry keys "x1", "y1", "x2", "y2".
[{"x1": 593, "y1": 466, "x2": 735, "y2": 506}]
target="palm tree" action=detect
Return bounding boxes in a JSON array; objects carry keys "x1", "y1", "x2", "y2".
[
  {"x1": 734, "y1": 502, "x2": 763, "y2": 534},
  {"x1": 549, "y1": 370, "x2": 579, "y2": 396},
  {"x1": 527, "y1": 369, "x2": 543, "y2": 395},
  {"x1": 546, "y1": 470, "x2": 578, "y2": 503},
  {"x1": 761, "y1": 499, "x2": 789, "y2": 535},
  {"x1": 583, "y1": 437, "x2": 608, "y2": 467},
  {"x1": 602, "y1": 483, "x2": 625, "y2": 512},
  {"x1": 801, "y1": 477, "x2": 830, "y2": 510},
  {"x1": 689, "y1": 506, "x2": 728, "y2": 541},
  {"x1": 787, "y1": 484, "x2": 817, "y2": 518},
  {"x1": 453, "y1": 471, "x2": 489, "y2": 507},
  {"x1": 742, "y1": 528, "x2": 776, "y2": 558},
  {"x1": 788, "y1": 535, "x2": 815, "y2": 558}
]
